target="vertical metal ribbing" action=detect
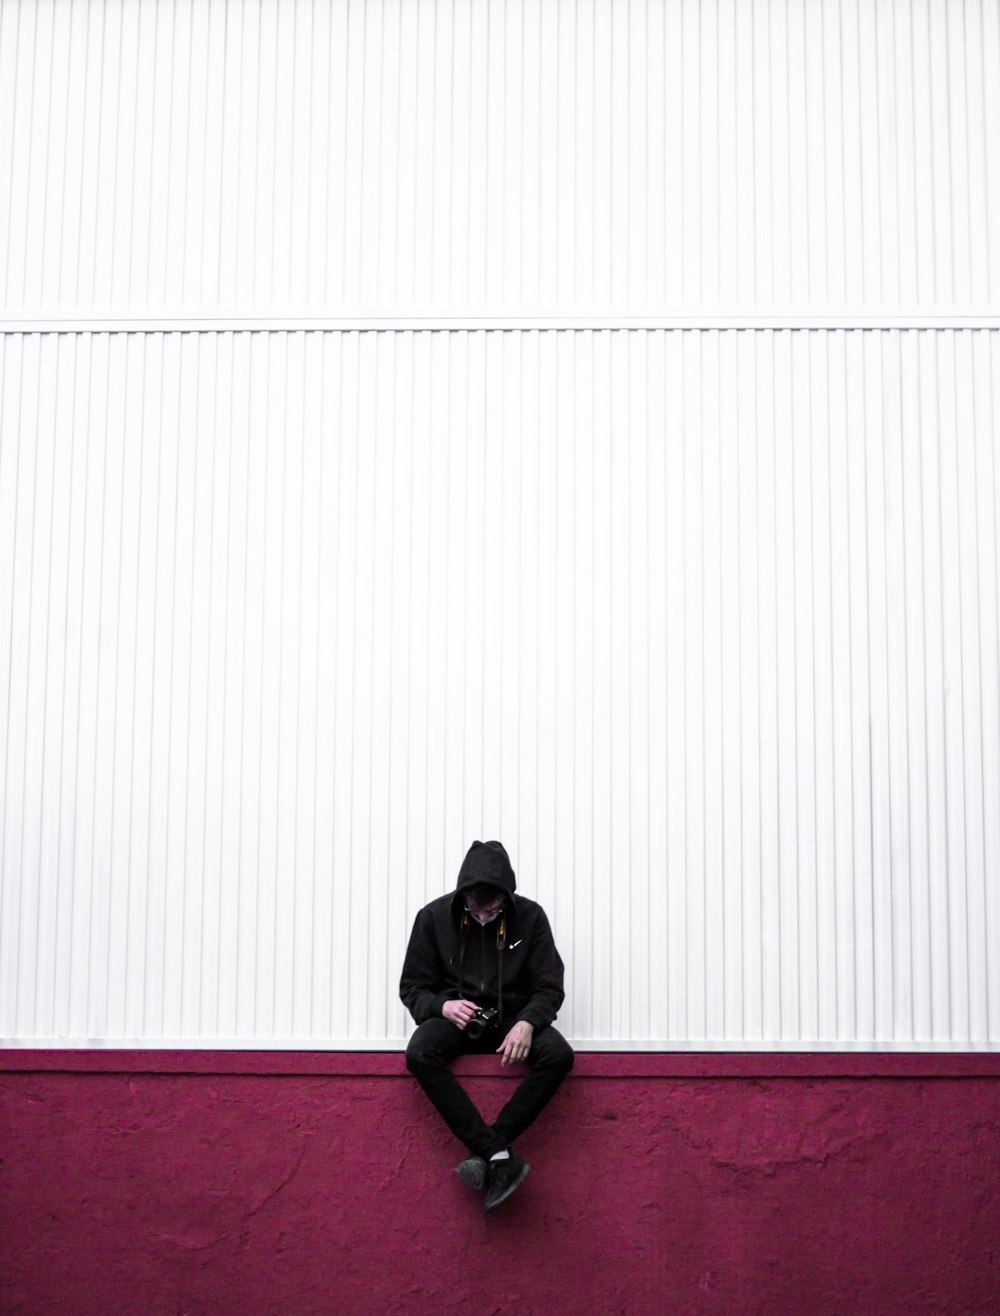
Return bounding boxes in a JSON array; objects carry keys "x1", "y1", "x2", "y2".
[
  {"x1": 4, "y1": 0, "x2": 1000, "y2": 314},
  {"x1": 65, "y1": 333, "x2": 90, "y2": 1038},
  {"x1": 1, "y1": 326, "x2": 999, "y2": 1046},
  {"x1": 83, "y1": 333, "x2": 111, "y2": 1039},
  {"x1": 189, "y1": 331, "x2": 215, "y2": 1039},
  {"x1": 0, "y1": 335, "x2": 18, "y2": 1033},
  {"x1": 985, "y1": 332, "x2": 1000, "y2": 1041},
  {"x1": 956, "y1": 330, "x2": 986, "y2": 1042},
  {"x1": 31, "y1": 337, "x2": 57, "y2": 1038}
]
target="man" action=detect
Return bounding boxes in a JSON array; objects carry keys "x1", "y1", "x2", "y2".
[{"x1": 401, "y1": 840, "x2": 574, "y2": 1212}]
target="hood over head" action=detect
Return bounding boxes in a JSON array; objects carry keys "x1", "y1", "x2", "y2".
[{"x1": 454, "y1": 840, "x2": 517, "y2": 902}]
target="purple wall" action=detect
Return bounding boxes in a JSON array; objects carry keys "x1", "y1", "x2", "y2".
[{"x1": 2, "y1": 1052, "x2": 999, "y2": 1314}]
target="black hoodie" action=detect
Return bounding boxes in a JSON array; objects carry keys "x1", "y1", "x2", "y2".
[{"x1": 399, "y1": 840, "x2": 566, "y2": 1031}]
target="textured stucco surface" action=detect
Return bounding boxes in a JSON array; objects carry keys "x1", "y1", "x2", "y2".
[{"x1": 2, "y1": 1058, "x2": 999, "y2": 1314}]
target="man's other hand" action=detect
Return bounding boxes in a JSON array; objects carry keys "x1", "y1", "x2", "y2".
[
  {"x1": 442, "y1": 999, "x2": 479, "y2": 1029},
  {"x1": 497, "y1": 1020, "x2": 534, "y2": 1065}
]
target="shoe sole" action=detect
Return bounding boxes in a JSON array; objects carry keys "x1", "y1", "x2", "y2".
[
  {"x1": 454, "y1": 1159, "x2": 487, "y2": 1190},
  {"x1": 483, "y1": 1160, "x2": 531, "y2": 1212}
]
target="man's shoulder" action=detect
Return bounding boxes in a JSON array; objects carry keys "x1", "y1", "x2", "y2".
[
  {"x1": 417, "y1": 892, "x2": 455, "y2": 919},
  {"x1": 512, "y1": 894, "x2": 549, "y2": 923}
]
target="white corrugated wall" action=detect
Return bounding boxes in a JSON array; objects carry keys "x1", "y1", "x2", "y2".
[
  {"x1": 1, "y1": 0, "x2": 998, "y2": 1049},
  {"x1": 5, "y1": 0, "x2": 1000, "y2": 318}
]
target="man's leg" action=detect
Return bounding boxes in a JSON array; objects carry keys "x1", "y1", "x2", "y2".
[
  {"x1": 406, "y1": 1018, "x2": 506, "y2": 1159},
  {"x1": 491, "y1": 1025, "x2": 574, "y2": 1147}
]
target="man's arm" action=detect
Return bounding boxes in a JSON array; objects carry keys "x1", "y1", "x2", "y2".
[
  {"x1": 399, "y1": 907, "x2": 452, "y2": 1024},
  {"x1": 514, "y1": 907, "x2": 565, "y2": 1029}
]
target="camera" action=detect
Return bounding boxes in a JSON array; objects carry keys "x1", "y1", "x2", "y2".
[{"x1": 465, "y1": 1006, "x2": 499, "y2": 1040}]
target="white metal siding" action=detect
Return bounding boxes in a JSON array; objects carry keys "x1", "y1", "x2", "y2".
[
  {"x1": 3, "y1": 0, "x2": 998, "y2": 1049},
  {"x1": 2, "y1": 328, "x2": 998, "y2": 1048},
  {"x1": 2, "y1": 0, "x2": 999, "y2": 319}
]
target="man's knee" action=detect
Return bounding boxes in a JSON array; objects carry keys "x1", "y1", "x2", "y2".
[
  {"x1": 534, "y1": 1027, "x2": 575, "y2": 1075},
  {"x1": 406, "y1": 1033, "x2": 436, "y2": 1073},
  {"x1": 406, "y1": 1019, "x2": 454, "y2": 1073},
  {"x1": 554, "y1": 1039, "x2": 575, "y2": 1076}
]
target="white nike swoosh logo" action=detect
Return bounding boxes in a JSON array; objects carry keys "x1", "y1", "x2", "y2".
[{"x1": 509, "y1": 940, "x2": 522, "y2": 950}]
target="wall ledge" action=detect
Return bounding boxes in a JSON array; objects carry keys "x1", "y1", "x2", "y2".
[{"x1": 2, "y1": 1049, "x2": 999, "y2": 1078}]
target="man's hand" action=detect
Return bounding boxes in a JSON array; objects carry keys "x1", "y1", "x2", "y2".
[
  {"x1": 442, "y1": 999, "x2": 479, "y2": 1030},
  {"x1": 497, "y1": 1020, "x2": 534, "y2": 1065}
]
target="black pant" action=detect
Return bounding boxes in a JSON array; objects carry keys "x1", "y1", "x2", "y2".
[{"x1": 405, "y1": 1018, "x2": 574, "y2": 1159}]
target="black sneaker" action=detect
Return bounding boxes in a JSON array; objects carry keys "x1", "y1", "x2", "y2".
[
  {"x1": 454, "y1": 1156, "x2": 487, "y2": 1190},
  {"x1": 483, "y1": 1151, "x2": 531, "y2": 1212}
]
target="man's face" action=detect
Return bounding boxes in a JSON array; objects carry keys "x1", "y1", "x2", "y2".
[{"x1": 465, "y1": 889, "x2": 504, "y2": 925}]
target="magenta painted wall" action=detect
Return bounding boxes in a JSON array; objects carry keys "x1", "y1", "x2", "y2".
[{"x1": 2, "y1": 1053, "x2": 999, "y2": 1314}]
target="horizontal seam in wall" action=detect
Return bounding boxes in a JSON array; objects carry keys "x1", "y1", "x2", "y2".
[{"x1": 2, "y1": 314, "x2": 1000, "y2": 334}]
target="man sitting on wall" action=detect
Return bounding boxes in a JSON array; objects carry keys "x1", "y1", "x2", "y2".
[{"x1": 400, "y1": 840, "x2": 574, "y2": 1212}]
